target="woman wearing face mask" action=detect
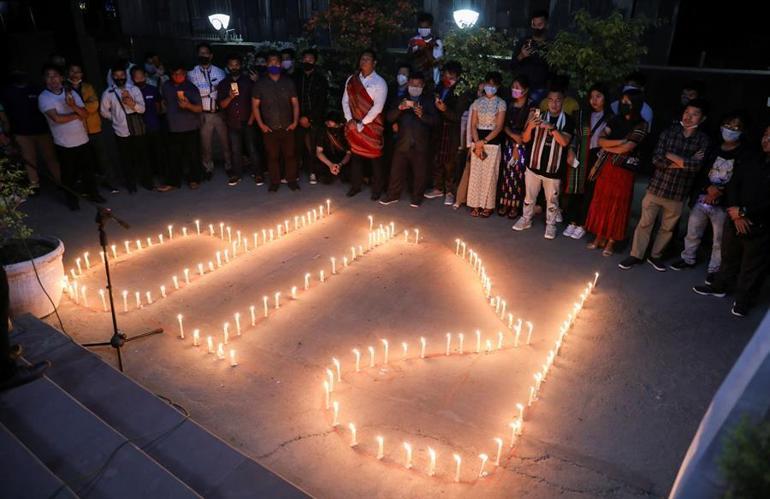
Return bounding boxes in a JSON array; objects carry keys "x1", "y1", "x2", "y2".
[
  {"x1": 669, "y1": 113, "x2": 747, "y2": 282},
  {"x1": 456, "y1": 72, "x2": 506, "y2": 217},
  {"x1": 584, "y1": 89, "x2": 648, "y2": 256},
  {"x1": 498, "y1": 74, "x2": 533, "y2": 218},
  {"x1": 315, "y1": 111, "x2": 352, "y2": 184}
]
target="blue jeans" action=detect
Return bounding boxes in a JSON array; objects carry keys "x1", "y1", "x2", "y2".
[{"x1": 681, "y1": 203, "x2": 726, "y2": 273}]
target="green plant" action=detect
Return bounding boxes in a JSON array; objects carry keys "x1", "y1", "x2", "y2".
[
  {"x1": 545, "y1": 10, "x2": 650, "y2": 97},
  {"x1": 442, "y1": 26, "x2": 511, "y2": 95},
  {"x1": 719, "y1": 416, "x2": 770, "y2": 498},
  {"x1": 0, "y1": 158, "x2": 33, "y2": 247}
]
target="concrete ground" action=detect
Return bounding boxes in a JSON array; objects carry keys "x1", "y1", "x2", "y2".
[{"x1": 19, "y1": 174, "x2": 768, "y2": 498}]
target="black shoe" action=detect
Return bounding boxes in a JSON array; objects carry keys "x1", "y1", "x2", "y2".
[
  {"x1": 705, "y1": 273, "x2": 716, "y2": 286},
  {"x1": 0, "y1": 361, "x2": 51, "y2": 392},
  {"x1": 669, "y1": 258, "x2": 695, "y2": 271},
  {"x1": 370, "y1": 192, "x2": 381, "y2": 201},
  {"x1": 618, "y1": 256, "x2": 642, "y2": 270},
  {"x1": 379, "y1": 197, "x2": 398, "y2": 206},
  {"x1": 692, "y1": 284, "x2": 726, "y2": 298},
  {"x1": 268, "y1": 183, "x2": 279, "y2": 192},
  {"x1": 254, "y1": 176, "x2": 265, "y2": 186},
  {"x1": 731, "y1": 302, "x2": 748, "y2": 317},
  {"x1": 410, "y1": 200, "x2": 421, "y2": 208},
  {"x1": 228, "y1": 176, "x2": 241, "y2": 186},
  {"x1": 288, "y1": 181, "x2": 300, "y2": 191},
  {"x1": 204, "y1": 171, "x2": 213, "y2": 182},
  {"x1": 647, "y1": 257, "x2": 667, "y2": 272},
  {"x1": 346, "y1": 188, "x2": 361, "y2": 197}
]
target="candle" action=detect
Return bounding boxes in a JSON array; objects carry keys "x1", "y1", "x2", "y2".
[
  {"x1": 253, "y1": 232, "x2": 258, "y2": 247},
  {"x1": 72, "y1": 283, "x2": 79, "y2": 304},
  {"x1": 184, "y1": 268, "x2": 190, "y2": 285},
  {"x1": 192, "y1": 329, "x2": 200, "y2": 347},
  {"x1": 514, "y1": 320, "x2": 522, "y2": 347},
  {"x1": 376, "y1": 436, "x2": 384, "y2": 460},
  {"x1": 249, "y1": 305, "x2": 256, "y2": 326},
  {"x1": 294, "y1": 216, "x2": 299, "y2": 231},
  {"x1": 136, "y1": 239, "x2": 144, "y2": 251},
  {"x1": 323, "y1": 381, "x2": 330, "y2": 409},
  {"x1": 593, "y1": 271, "x2": 599, "y2": 288},
  {"x1": 219, "y1": 222, "x2": 224, "y2": 239},
  {"x1": 159, "y1": 234, "x2": 164, "y2": 244},
  {"x1": 134, "y1": 291, "x2": 141, "y2": 309},
  {"x1": 283, "y1": 220, "x2": 289, "y2": 233},
  {"x1": 234, "y1": 313, "x2": 241, "y2": 335},
  {"x1": 453, "y1": 454, "x2": 462, "y2": 482},
  {"x1": 455, "y1": 238, "x2": 460, "y2": 254},
  {"x1": 501, "y1": 300, "x2": 507, "y2": 319},
  {"x1": 348, "y1": 423, "x2": 357, "y2": 447},
  {"x1": 291, "y1": 286, "x2": 297, "y2": 299},
  {"x1": 526, "y1": 321, "x2": 534, "y2": 345},
  {"x1": 326, "y1": 199, "x2": 331, "y2": 215},
  {"x1": 508, "y1": 313, "x2": 513, "y2": 330},
  {"x1": 494, "y1": 437, "x2": 503, "y2": 466},
  {"x1": 352, "y1": 348, "x2": 361, "y2": 372},
  {"x1": 304, "y1": 273, "x2": 311, "y2": 290},
  {"x1": 417, "y1": 445, "x2": 433, "y2": 476},
  {"x1": 402, "y1": 342, "x2": 408, "y2": 359},
  {"x1": 145, "y1": 291, "x2": 152, "y2": 305},
  {"x1": 224, "y1": 249, "x2": 229, "y2": 263},
  {"x1": 98, "y1": 289, "x2": 107, "y2": 311},
  {"x1": 528, "y1": 386, "x2": 535, "y2": 406},
  {"x1": 83, "y1": 252, "x2": 91, "y2": 269},
  {"x1": 332, "y1": 357, "x2": 341, "y2": 382},
  {"x1": 485, "y1": 339, "x2": 492, "y2": 353},
  {"x1": 381, "y1": 339, "x2": 389, "y2": 364},
  {"x1": 182, "y1": 227, "x2": 188, "y2": 237},
  {"x1": 80, "y1": 286, "x2": 88, "y2": 307},
  {"x1": 331, "y1": 257, "x2": 336, "y2": 274},
  {"x1": 312, "y1": 209, "x2": 318, "y2": 222},
  {"x1": 420, "y1": 337, "x2": 426, "y2": 359},
  {"x1": 261, "y1": 229, "x2": 267, "y2": 243},
  {"x1": 368, "y1": 346, "x2": 375, "y2": 368},
  {"x1": 198, "y1": 263, "x2": 204, "y2": 276},
  {"x1": 122, "y1": 290, "x2": 128, "y2": 312},
  {"x1": 217, "y1": 343, "x2": 225, "y2": 360},
  {"x1": 403, "y1": 442, "x2": 413, "y2": 469},
  {"x1": 320, "y1": 270, "x2": 325, "y2": 283},
  {"x1": 509, "y1": 422, "x2": 518, "y2": 447},
  {"x1": 243, "y1": 239, "x2": 249, "y2": 252},
  {"x1": 111, "y1": 244, "x2": 117, "y2": 259},
  {"x1": 168, "y1": 224, "x2": 174, "y2": 239},
  {"x1": 351, "y1": 246, "x2": 356, "y2": 261},
  {"x1": 475, "y1": 329, "x2": 481, "y2": 353},
  {"x1": 458, "y1": 333, "x2": 464, "y2": 354},
  {"x1": 274, "y1": 291, "x2": 281, "y2": 309},
  {"x1": 75, "y1": 257, "x2": 82, "y2": 275},
  {"x1": 160, "y1": 285, "x2": 166, "y2": 298},
  {"x1": 195, "y1": 219, "x2": 200, "y2": 235},
  {"x1": 446, "y1": 333, "x2": 451, "y2": 356},
  {"x1": 269, "y1": 229, "x2": 274, "y2": 242},
  {"x1": 414, "y1": 228, "x2": 419, "y2": 244},
  {"x1": 177, "y1": 314, "x2": 184, "y2": 338},
  {"x1": 478, "y1": 454, "x2": 489, "y2": 478},
  {"x1": 461, "y1": 242, "x2": 466, "y2": 258},
  {"x1": 332, "y1": 401, "x2": 340, "y2": 426},
  {"x1": 209, "y1": 224, "x2": 216, "y2": 237},
  {"x1": 263, "y1": 296, "x2": 269, "y2": 317},
  {"x1": 368, "y1": 215, "x2": 373, "y2": 230},
  {"x1": 124, "y1": 240, "x2": 131, "y2": 255},
  {"x1": 229, "y1": 349, "x2": 237, "y2": 367},
  {"x1": 358, "y1": 245, "x2": 363, "y2": 257},
  {"x1": 207, "y1": 336, "x2": 214, "y2": 354},
  {"x1": 326, "y1": 368, "x2": 335, "y2": 392},
  {"x1": 276, "y1": 224, "x2": 282, "y2": 239}
]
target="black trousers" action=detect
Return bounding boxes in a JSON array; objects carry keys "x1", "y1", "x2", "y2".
[
  {"x1": 228, "y1": 123, "x2": 260, "y2": 177},
  {"x1": 712, "y1": 224, "x2": 770, "y2": 307},
  {"x1": 295, "y1": 125, "x2": 320, "y2": 176},
  {"x1": 386, "y1": 149, "x2": 429, "y2": 203},
  {"x1": 55, "y1": 143, "x2": 98, "y2": 208},
  {"x1": 115, "y1": 135, "x2": 152, "y2": 190},
  {"x1": 263, "y1": 129, "x2": 297, "y2": 185},
  {"x1": 350, "y1": 154, "x2": 384, "y2": 194},
  {"x1": 145, "y1": 130, "x2": 166, "y2": 178},
  {"x1": 166, "y1": 130, "x2": 202, "y2": 186}
]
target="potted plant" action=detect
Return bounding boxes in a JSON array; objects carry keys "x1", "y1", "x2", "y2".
[{"x1": 0, "y1": 158, "x2": 65, "y2": 318}]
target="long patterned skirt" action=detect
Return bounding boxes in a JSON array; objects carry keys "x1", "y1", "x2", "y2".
[
  {"x1": 585, "y1": 157, "x2": 635, "y2": 241},
  {"x1": 466, "y1": 144, "x2": 501, "y2": 210},
  {"x1": 498, "y1": 141, "x2": 526, "y2": 214}
]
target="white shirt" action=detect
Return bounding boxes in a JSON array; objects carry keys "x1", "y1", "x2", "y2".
[
  {"x1": 100, "y1": 85, "x2": 146, "y2": 138},
  {"x1": 106, "y1": 62, "x2": 136, "y2": 88},
  {"x1": 187, "y1": 64, "x2": 226, "y2": 112},
  {"x1": 38, "y1": 89, "x2": 89, "y2": 148},
  {"x1": 341, "y1": 71, "x2": 388, "y2": 126}
]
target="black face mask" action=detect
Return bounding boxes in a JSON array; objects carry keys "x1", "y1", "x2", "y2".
[
  {"x1": 198, "y1": 55, "x2": 211, "y2": 65},
  {"x1": 619, "y1": 103, "x2": 633, "y2": 116},
  {"x1": 303, "y1": 62, "x2": 315, "y2": 72},
  {"x1": 532, "y1": 28, "x2": 546, "y2": 37},
  {"x1": 113, "y1": 78, "x2": 127, "y2": 87},
  {"x1": 229, "y1": 70, "x2": 241, "y2": 78}
]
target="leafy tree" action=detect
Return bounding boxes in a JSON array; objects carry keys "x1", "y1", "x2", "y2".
[
  {"x1": 719, "y1": 416, "x2": 770, "y2": 499},
  {"x1": 545, "y1": 10, "x2": 650, "y2": 97},
  {"x1": 442, "y1": 27, "x2": 510, "y2": 94}
]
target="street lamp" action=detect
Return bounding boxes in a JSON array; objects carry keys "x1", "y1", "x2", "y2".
[
  {"x1": 453, "y1": 9, "x2": 479, "y2": 29},
  {"x1": 208, "y1": 13, "x2": 230, "y2": 31}
]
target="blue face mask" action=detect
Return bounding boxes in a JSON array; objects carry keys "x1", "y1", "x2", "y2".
[{"x1": 267, "y1": 66, "x2": 281, "y2": 75}]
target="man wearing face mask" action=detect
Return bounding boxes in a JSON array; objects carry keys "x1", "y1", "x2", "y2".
[
  {"x1": 106, "y1": 46, "x2": 136, "y2": 88},
  {"x1": 188, "y1": 42, "x2": 231, "y2": 182},
  {"x1": 143, "y1": 52, "x2": 168, "y2": 87},
  {"x1": 379, "y1": 71, "x2": 438, "y2": 207},
  {"x1": 620, "y1": 99, "x2": 710, "y2": 272},
  {"x1": 511, "y1": 9, "x2": 551, "y2": 105},
  {"x1": 407, "y1": 12, "x2": 444, "y2": 86},
  {"x1": 280, "y1": 48, "x2": 296, "y2": 76},
  {"x1": 294, "y1": 48, "x2": 329, "y2": 184}
]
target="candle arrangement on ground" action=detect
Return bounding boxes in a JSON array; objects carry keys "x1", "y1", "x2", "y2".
[
  {"x1": 61, "y1": 200, "x2": 334, "y2": 313},
  {"x1": 317, "y1": 237, "x2": 598, "y2": 483}
]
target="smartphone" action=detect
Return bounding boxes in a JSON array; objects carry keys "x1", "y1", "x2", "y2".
[
  {"x1": 534, "y1": 109, "x2": 541, "y2": 120},
  {"x1": 405, "y1": 100, "x2": 415, "y2": 108},
  {"x1": 176, "y1": 90, "x2": 185, "y2": 100},
  {"x1": 230, "y1": 82, "x2": 239, "y2": 96}
]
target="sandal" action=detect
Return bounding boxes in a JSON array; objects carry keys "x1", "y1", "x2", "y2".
[
  {"x1": 497, "y1": 207, "x2": 508, "y2": 217},
  {"x1": 481, "y1": 209, "x2": 493, "y2": 218},
  {"x1": 586, "y1": 238, "x2": 605, "y2": 250},
  {"x1": 602, "y1": 241, "x2": 615, "y2": 257},
  {"x1": 470, "y1": 208, "x2": 480, "y2": 217},
  {"x1": 508, "y1": 210, "x2": 519, "y2": 220}
]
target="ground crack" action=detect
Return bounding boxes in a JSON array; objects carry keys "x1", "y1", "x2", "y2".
[{"x1": 256, "y1": 430, "x2": 333, "y2": 460}]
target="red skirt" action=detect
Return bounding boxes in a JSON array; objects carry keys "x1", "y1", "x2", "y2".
[{"x1": 585, "y1": 158, "x2": 635, "y2": 241}]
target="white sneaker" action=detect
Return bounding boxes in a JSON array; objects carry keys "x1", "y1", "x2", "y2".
[
  {"x1": 512, "y1": 217, "x2": 532, "y2": 231},
  {"x1": 309, "y1": 174, "x2": 318, "y2": 185},
  {"x1": 444, "y1": 193, "x2": 455, "y2": 206},
  {"x1": 424, "y1": 188, "x2": 444, "y2": 199},
  {"x1": 570, "y1": 226, "x2": 586, "y2": 239},
  {"x1": 280, "y1": 178, "x2": 288, "y2": 184},
  {"x1": 544, "y1": 225, "x2": 557, "y2": 240},
  {"x1": 562, "y1": 223, "x2": 577, "y2": 237},
  {"x1": 555, "y1": 209, "x2": 563, "y2": 223}
]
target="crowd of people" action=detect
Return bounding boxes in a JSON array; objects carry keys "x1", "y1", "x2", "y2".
[{"x1": 1, "y1": 10, "x2": 768, "y2": 318}]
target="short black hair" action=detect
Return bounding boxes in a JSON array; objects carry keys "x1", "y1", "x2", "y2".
[
  {"x1": 266, "y1": 50, "x2": 281, "y2": 62},
  {"x1": 255, "y1": 51, "x2": 268, "y2": 60},
  {"x1": 196, "y1": 42, "x2": 213, "y2": 52},
  {"x1": 396, "y1": 61, "x2": 413, "y2": 72},
  {"x1": 409, "y1": 71, "x2": 426, "y2": 82},
  {"x1": 325, "y1": 110, "x2": 344, "y2": 123},
  {"x1": 721, "y1": 110, "x2": 747, "y2": 129},
  {"x1": 417, "y1": 12, "x2": 434, "y2": 24},
  {"x1": 301, "y1": 48, "x2": 319, "y2": 60},
  {"x1": 110, "y1": 63, "x2": 128, "y2": 75},
  {"x1": 360, "y1": 48, "x2": 378, "y2": 62},
  {"x1": 169, "y1": 62, "x2": 187, "y2": 72},
  {"x1": 587, "y1": 82, "x2": 609, "y2": 100},
  {"x1": 225, "y1": 53, "x2": 243, "y2": 64},
  {"x1": 484, "y1": 71, "x2": 503, "y2": 86},
  {"x1": 442, "y1": 60, "x2": 462, "y2": 76},
  {"x1": 685, "y1": 98, "x2": 709, "y2": 116},
  {"x1": 531, "y1": 9, "x2": 549, "y2": 21},
  {"x1": 129, "y1": 65, "x2": 145, "y2": 77},
  {"x1": 280, "y1": 47, "x2": 296, "y2": 58},
  {"x1": 65, "y1": 62, "x2": 83, "y2": 71},
  {"x1": 512, "y1": 74, "x2": 530, "y2": 89},
  {"x1": 547, "y1": 87, "x2": 565, "y2": 97},
  {"x1": 625, "y1": 70, "x2": 647, "y2": 87},
  {"x1": 41, "y1": 64, "x2": 63, "y2": 76}
]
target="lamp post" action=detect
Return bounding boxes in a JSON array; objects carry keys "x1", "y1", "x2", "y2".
[{"x1": 453, "y1": 9, "x2": 480, "y2": 29}]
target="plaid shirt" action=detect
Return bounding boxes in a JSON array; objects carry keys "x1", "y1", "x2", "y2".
[{"x1": 647, "y1": 124, "x2": 710, "y2": 201}]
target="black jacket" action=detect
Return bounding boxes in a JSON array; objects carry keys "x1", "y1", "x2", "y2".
[
  {"x1": 726, "y1": 153, "x2": 770, "y2": 230},
  {"x1": 294, "y1": 69, "x2": 329, "y2": 125},
  {"x1": 386, "y1": 95, "x2": 438, "y2": 153}
]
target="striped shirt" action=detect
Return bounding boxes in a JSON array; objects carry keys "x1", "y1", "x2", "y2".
[
  {"x1": 648, "y1": 123, "x2": 710, "y2": 201},
  {"x1": 187, "y1": 64, "x2": 226, "y2": 112},
  {"x1": 527, "y1": 112, "x2": 575, "y2": 179}
]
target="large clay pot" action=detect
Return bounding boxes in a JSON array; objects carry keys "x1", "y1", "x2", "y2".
[{"x1": 3, "y1": 237, "x2": 64, "y2": 318}]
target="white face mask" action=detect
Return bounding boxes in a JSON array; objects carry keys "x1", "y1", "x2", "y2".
[
  {"x1": 484, "y1": 85, "x2": 497, "y2": 97},
  {"x1": 418, "y1": 27, "x2": 431, "y2": 38},
  {"x1": 407, "y1": 85, "x2": 423, "y2": 97},
  {"x1": 721, "y1": 126, "x2": 742, "y2": 142},
  {"x1": 680, "y1": 120, "x2": 699, "y2": 130},
  {"x1": 281, "y1": 60, "x2": 293, "y2": 70},
  {"x1": 396, "y1": 74, "x2": 408, "y2": 86}
]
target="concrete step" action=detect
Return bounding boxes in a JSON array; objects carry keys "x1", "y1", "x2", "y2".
[
  {"x1": 0, "y1": 422, "x2": 77, "y2": 499},
  {"x1": 0, "y1": 366, "x2": 201, "y2": 499},
  {"x1": 11, "y1": 314, "x2": 309, "y2": 498}
]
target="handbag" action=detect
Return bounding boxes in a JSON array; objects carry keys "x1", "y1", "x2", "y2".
[{"x1": 113, "y1": 89, "x2": 146, "y2": 136}]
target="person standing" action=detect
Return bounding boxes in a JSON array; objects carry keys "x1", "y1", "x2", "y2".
[
  {"x1": 670, "y1": 113, "x2": 747, "y2": 282},
  {"x1": 424, "y1": 61, "x2": 466, "y2": 206},
  {"x1": 0, "y1": 70, "x2": 61, "y2": 194},
  {"x1": 188, "y1": 42, "x2": 231, "y2": 181},
  {"x1": 379, "y1": 71, "x2": 438, "y2": 207},
  {"x1": 157, "y1": 64, "x2": 203, "y2": 191},
  {"x1": 342, "y1": 49, "x2": 388, "y2": 199},
  {"x1": 294, "y1": 48, "x2": 328, "y2": 185},
  {"x1": 38, "y1": 65, "x2": 104, "y2": 209},
  {"x1": 407, "y1": 12, "x2": 443, "y2": 85},
  {"x1": 513, "y1": 88, "x2": 574, "y2": 238},
  {"x1": 497, "y1": 74, "x2": 533, "y2": 218},
  {"x1": 619, "y1": 99, "x2": 710, "y2": 271},
  {"x1": 251, "y1": 51, "x2": 300, "y2": 192},
  {"x1": 693, "y1": 126, "x2": 770, "y2": 317},
  {"x1": 511, "y1": 9, "x2": 551, "y2": 105},
  {"x1": 130, "y1": 66, "x2": 164, "y2": 182},
  {"x1": 217, "y1": 54, "x2": 259, "y2": 186},
  {"x1": 280, "y1": 48, "x2": 296, "y2": 76}
]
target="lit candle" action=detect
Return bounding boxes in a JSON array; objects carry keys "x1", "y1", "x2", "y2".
[
  {"x1": 229, "y1": 349, "x2": 237, "y2": 367},
  {"x1": 216, "y1": 251, "x2": 222, "y2": 267},
  {"x1": 177, "y1": 314, "x2": 184, "y2": 338},
  {"x1": 160, "y1": 285, "x2": 166, "y2": 298},
  {"x1": 294, "y1": 216, "x2": 299, "y2": 231},
  {"x1": 446, "y1": 333, "x2": 452, "y2": 355},
  {"x1": 145, "y1": 291, "x2": 152, "y2": 304},
  {"x1": 291, "y1": 286, "x2": 297, "y2": 299},
  {"x1": 122, "y1": 290, "x2": 128, "y2": 312},
  {"x1": 514, "y1": 320, "x2": 522, "y2": 347},
  {"x1": 249, "y1": 305, "x2": 256, "y2": 326},
  {"x1": 274, "y1": 291, "x2": 281, "y2": 309},
  {"x1": 414, "y1": 228, "x2": 419, "y2": 244},
  {"x1": 358, "y1": 245, "x2": 363, "y2": 257},
  {"x1": 168, "y1": 224, "x2": 174, "y2": 239},
  {"x1": 304, "y1": 273, "x2": 311, "y2": 290},
  {"x1": 263, "y1": 296, "x2": 269, "y2": 317},
  {"x1": 243, "y1": 239, "x2": 248, "y2": 252},
  {"x1": 427, "y1": 447, "x2": 437, "y2": 476},
  {"x1": 368, "y1": 346, "x2": 375, "y2": 368},
  {"x1": 381, "y1": 339, "x2": 389, "y2": 364},
  {"x1": 253, "y1": 232, "x2": 258, "y2": 247},
  {"x1": 403, "y1": 442, "x2": 413, "y2": 469},
  {"x1": 348, "y1": 423, "x2": 357, "y2": 447},
  {"x1": 182, "y1": 227, "x2": 188, "y2": 237},
  {"x1": 195, "y1": 219, "x2": 200, "y2": 235},
  {"x1": 420, "y1": 337, "x2": 426, "y2": 359},
  {"x1": 526, "y1": 321, "x2": 534, "y2": 345},
  {"x1": 283, "y1": 220, "x2": 289, "y2": 233},
  {"x1": 81, "y1": 286, "x2": 88, "y2": 307},
  {"x1": 332, "y1": 357, "x2": 341, "y2": 382},
  {"x1": 458, "y1": 332, "x2": 464, "y2": 354},
  {"x1": 269, "y1": 229, "x2": 274, "y2": 242},
  {"x1": 478, "y1": 453, "x2": 488, "y2": 478},
  {"x1": 461, "y1": 242, "x2": 466, "y2": 258},
  {"x1": 323, "y1": 381, "x2": 330, "y2": 409},
  {"x1": 455, "y1": 238, "x2": 461, "y2": 254},
  {"x1": 402, "y1": 342, "x2": 408, "y2": 359},
  {"x1": 224, "y1": 249, "x2": 229, "y2": 263},
  {"x1": 111, "y1": 244, "x2": 117, "y2": 259},
  {"x1": 351, "y1": 246, "x2": 356, "y2": 261},
  {"x1": 217, "y1": 343, "x2": 225, "y2": 360},
  {"x1": 159, "y1": 234, "x2": 164, "y2": 244},
  {"x1": 75, "y1": 257, "x2": 82, "y2": 275},
  {"x1": 528, "y1": 386, "x2": 535, "y2": 406},
  {"x1": 134, "y1": 291, "x2": 141, "y2": 309},
  {"x1": 497, "y1": 331, "x2": 504, "y2": 350},
  {"x1": 234, "y1": 313, "x2": 241, "y2": 335},
  {"x1": 368, "y1": 215, "x2": 373, "y2": 230},
  {"x1": 376, "y1": 436, "x2": 384, "y2": 459},
  {"x1": 332, "y1": 401, "x2": 340, "y2": 426},
  {"x1": 475, "y1": 329, "x2": 481, "y2": 353},
  {"x1": 207, "y1": 336, "x2": 214, "y2": 354},
  {"x1": 261, "y1": 228, "x2": 267, "y2": 243},
  {"x1": 83, "y1": 252, "x2": 91, "y2": 269},
  {"x1": 192, "y1": 329, "x2": 200, "y2": 347},
  {"x1": 276, "y1": 224, "x2": 282, "y2": 238},
  {"x1": 593, "y1": 271, "x2": 599, "y2": 288},
  {"x1": 197, "y1": 263, "x2": 204, "y2": 276},
  {"x1": 485, "y1": 339, "x2": 492, "y2": 353},
  {"x1": 98, "y1": 289, "x2": 107, "y2": 311},
  {"x1": 184, "y1": 268, "x2": 190, "y2": 285},
  {"x1": 312, "y1": 209, "x2": 318, "y2": 222},
  {"x1": 219, "y1": 222, "x2": 224, "y2": 239},
  {"x1": 326, "y1": 368, "x2": 335, "y2": 392},
  {"x1": 453, "y1": 454, "x2": 462, "y2": 482},
  {"x1": 509, "y1": 421, "x2": 518, "y2": 447},
  {"x1": 501, "y1": 299, "x2": 507, "y2": 319},
  {"x1": 352, "y1": 348, "x2": 361, "y2": 372},
  {"x1": 331, "y1": 257, "x2": 336, "y2": 274},
  {"x1": 172, "y1": 275, "x2": 179, "y2": 290},
  {"x1": 320, "y1": 270, "x2": 325, "y2": 283},
  {"x1": 124, "y1": 240, "x2": 131, "y2": 255},
  {"x1": 494, "y1": 437, "x2": 503, "y2": 466}
]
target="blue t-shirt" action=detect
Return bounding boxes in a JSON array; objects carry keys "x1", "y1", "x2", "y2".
[
  {"x1": 137, "y1": 83, "x2": 161, "y2": 132},
  {"x1": 161, "y1": 80, "x2": 201, "y2": 133}
]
